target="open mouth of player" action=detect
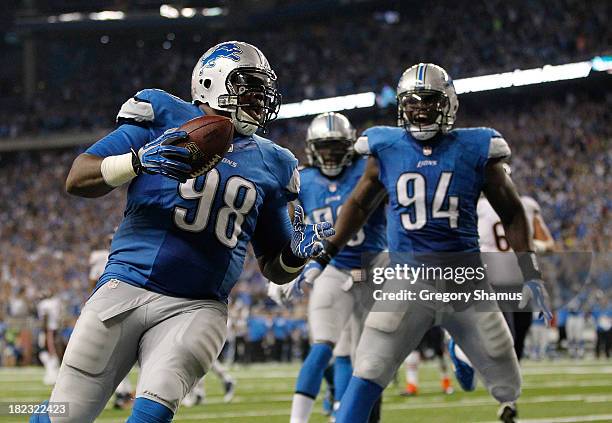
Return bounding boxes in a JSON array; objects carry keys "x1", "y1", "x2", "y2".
[{"x1": 312, "y1": 140, "x2": 352, "y2": 168}]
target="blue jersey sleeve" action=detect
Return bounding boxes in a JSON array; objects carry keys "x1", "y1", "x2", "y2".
[
  {"x1": 469, "y1": 127, "x2": 511, "y2": 176},
  {"x1": 250, "y1": 140, "x2": 298, "y2": 258},
  {"x1": 85, "y1": 124, "x2": 149, "y2": 157},
  {"x1": 251, "y1": 198, "x2": 293, "y2": 258},
  {"x1": 358, "y1": 126, "x2": 398, "y2": 157},
  {"x1": 85, "y1": 89, "x2": 167, "y2": 157}
]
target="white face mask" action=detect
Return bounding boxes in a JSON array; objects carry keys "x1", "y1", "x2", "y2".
[
  {"x1": 409, "y1": 123, "x2": 439, "y2": 140},
  {"x1": 232, "y1": 109, "x2": 259, "y2": 136}
]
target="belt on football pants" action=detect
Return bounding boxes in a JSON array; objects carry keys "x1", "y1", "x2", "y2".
[{"x1": 349, "y1": 268, "x2": 367, "y2": 283}]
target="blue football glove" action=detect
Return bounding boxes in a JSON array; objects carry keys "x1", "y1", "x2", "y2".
[
  {"x1": 136, "y1": 130, "x2": 192, "y2": 182},
  {"x1": 519, "y1": 279, "x2": 553, "y2": 325},
  {"x1": 290, "y1": 205, "x2": 335, "y2": 259}
]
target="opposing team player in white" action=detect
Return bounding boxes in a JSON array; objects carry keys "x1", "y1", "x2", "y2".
[
  {"x1": 37, "y1": 289, "x2": 64, "y2": 386},
  {"x1": 317, "y1": 63, "x2": 552, "y2": 423},
  {"x1": 269, "y1": 112, "x2": 387, "y2": 423},
  {"x1": 450, "y1": 192, "x2": 555, "y2": 389},
  {"x1": 30, "y1": 41, "x2": 334, "y2": 423}
]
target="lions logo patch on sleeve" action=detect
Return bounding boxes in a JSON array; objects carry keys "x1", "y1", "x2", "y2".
[{"x1": 201, "y1": 43, "x2": 243, "y2": 68}]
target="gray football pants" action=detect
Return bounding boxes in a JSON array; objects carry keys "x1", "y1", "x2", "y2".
[
  {"x1": 354, "y1": 280, "x2": 521, "y2": 404},
  {"x1": 309, "y1": 265, "x2": 373, "y2": 360},
  {"x1": 50, "y1": 280, "x2": 227, "y2": 422}
]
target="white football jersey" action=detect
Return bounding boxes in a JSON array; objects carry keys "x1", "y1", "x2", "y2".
[
  {"x1": 478, "y1": 196, "x2": 540, "y2": 252},
  {"x1": 89, "y1": 249, "x2": 109, "y2": 281},
  {"x1": 37, "y1": 296, "x2": 62, "y2": 331},
  {"x1": 478, "y1": 196, "x2": 541, "y2": 286}
]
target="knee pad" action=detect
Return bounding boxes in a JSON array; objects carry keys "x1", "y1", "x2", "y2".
[
  {"x1": 127, "y1": 398, "x2": 173, "y2": 423},
  {"x1": 353, "y1": 354, "x2": 390, "y2": 386},
  {"x1": 481, "y1": 313, "x2": 514, "y2": 359},
  {"x1": 176, "y1": 308, "x2": 227, "y2": 375},
  {"x1": 365, "y1": 311, "x2": 406, "y2": 334}
]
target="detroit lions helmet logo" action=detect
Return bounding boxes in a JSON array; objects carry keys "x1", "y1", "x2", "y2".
[{"x1": 201, "y1": 43, "x2": 243, "y2": 68}]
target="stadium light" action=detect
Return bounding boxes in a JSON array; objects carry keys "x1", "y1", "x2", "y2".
[
  {"x1": 591, "y1": 56, "x2": 612, "y2": 72},
  {"x1": 277, "y1": 92, "x2": 376, "y2": 120},
  {"x1": 278, "y1": 59, "x2": 601, "y2": 119},
  {"x1": 181, "y1": 8, "x2": 196, "y2": 18},
  {"x1": 160, "y1": 5, "x2": 180, "y2": 19},
  {"x1": 89, "y1": 11, "x2": 125, "y2": 21},
  {"x1": 454, "y1": 61, "x2": 592, "y2": 94},
  {"x1": 202, "y1": 7, "x2": 226, "y2": 16},
  {"x1": 57, "y1": 13, "x2": 83, "y2": 22}
]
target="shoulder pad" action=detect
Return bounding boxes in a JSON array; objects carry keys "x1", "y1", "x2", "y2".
[
  {"x1": 488, "y1": 132, "x2": 510, "y2": 159},
  {"x1": 452, "y1": 127, "x2": 510, "y2": 159},
  {"x1": 354, "y1": 136, "x2": 370, "y2": 155},
  {"x1": 360, "y1": 126, "x2": 402, "y2": 155},
  {"x1": 116, "y1": 88, "x2": 185, "y2": 127},
  {"x1": 117, "y1": 94, "x2": 154, "y2": 125}
]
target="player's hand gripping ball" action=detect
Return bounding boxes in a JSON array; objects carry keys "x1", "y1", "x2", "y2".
[
  {"x1": 290, "y1": 205, "x2": 335, "y2": 259},
  {"x1": 135, "y1": 115, "x2": 233, "y2": 183},
  {"x1": 176, "y1": 115, "x2": 234, "y2": 178}
]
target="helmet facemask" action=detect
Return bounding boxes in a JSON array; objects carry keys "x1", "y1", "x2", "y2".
[
  {"x1": 398, "y1": 89, "x2": 450, "y2": 141},
  {"x1": 307, "y1": 138, "x2": 354, "y2": 177},
  {"x1": 218, "y1": 68, "x2": 281, "y2": 136}
]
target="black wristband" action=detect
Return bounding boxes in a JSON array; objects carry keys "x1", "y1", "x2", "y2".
[
  {"x1": 518, "y1": 252, "x2": 542, "y2": 281},
  {"x1": 314, "y1": 240, "x2": 339, "y2": 266},
  {"x1": 281, "y1": 244, "x2": 307, "y2": 268},
  {"x1": 130, "y1": 148, "x2": 143, "y2": 175}
]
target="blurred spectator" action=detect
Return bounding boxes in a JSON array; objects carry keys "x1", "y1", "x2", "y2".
[{"x1": 1, "y1": 0, "x2": 610, "y2": 138}]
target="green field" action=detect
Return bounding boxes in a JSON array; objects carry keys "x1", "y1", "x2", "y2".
[{"x1": 1, "y1": 360, "x2": 611, "y2": 422}]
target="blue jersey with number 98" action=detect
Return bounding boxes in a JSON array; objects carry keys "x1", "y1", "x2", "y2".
[
  {"x1": 357, "y1": 126, "x2": 510, "y2": 253},
  {"x1": 298, "y1": 157, "x2": 387, "y2": 269},
  {"x1": 86, "y1": 89, "x2": 299, "y2": 302}
]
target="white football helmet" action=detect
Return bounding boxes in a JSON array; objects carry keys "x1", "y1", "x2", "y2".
[
  {"x1": 191, "y1": 41, "x2": 281, "y2": 136},
  {"x1": 306, "y1": 112, "x2": 356, "y2": 177},
  {"x1": 396, "y1": 63, "x2": 458, "y2": 140}
]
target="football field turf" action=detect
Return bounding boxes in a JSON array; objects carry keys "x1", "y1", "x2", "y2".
[{"x1": 1, "y1": 360, "x2": 611, "y2": 422}]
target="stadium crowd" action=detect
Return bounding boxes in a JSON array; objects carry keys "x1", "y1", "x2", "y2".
[
  {"x1": 0, "y1": 0, "x2": 610, "y2": 367},
  {"x1": 0, "y1": 90, "x2": 610, "y2": 366},
  {"x1": 0, "y1": 0, "x2": 609, "y2": 138}
]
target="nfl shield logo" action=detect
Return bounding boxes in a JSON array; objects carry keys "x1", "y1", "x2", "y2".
[
  {"x1": 423, "y1": 146, "x2": 432, "y2": 156},
  {"x1": 328, "y1": 183, "x2": 337, "y2": 192}
]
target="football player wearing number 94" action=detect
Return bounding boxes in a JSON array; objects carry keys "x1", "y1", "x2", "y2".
[
  {"x1": 318, "y1": 63, "x2": 552, "y2": 423},
  {"x1": 30, "y1": 41, "x2": 334, "y2": 423}
]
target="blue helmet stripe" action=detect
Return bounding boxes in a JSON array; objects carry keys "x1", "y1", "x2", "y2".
[{"x1": 417, "y1": 64, "x2": 425, "y2": 83}]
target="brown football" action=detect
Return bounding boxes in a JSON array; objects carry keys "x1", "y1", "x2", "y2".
[{"x1": 176, "y1": 115, "x2": 234, "y2": 178}]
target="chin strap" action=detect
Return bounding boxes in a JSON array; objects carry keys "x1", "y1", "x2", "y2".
[{"x1": 232, "y1": 109, "x2": 259, "y2": 136}]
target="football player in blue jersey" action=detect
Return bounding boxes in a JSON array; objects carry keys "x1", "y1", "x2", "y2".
[
  {"x1": 269, "y1": 112, "x2": 387, "y2": 423},
  {"x1": 314, "y1": 63, "x2": 552, "y2": 423},
  {"x1": 30, "y1": 41, "x2": 334, "y2": 423}
]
